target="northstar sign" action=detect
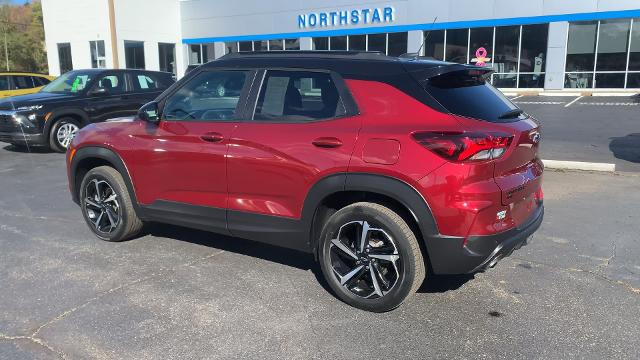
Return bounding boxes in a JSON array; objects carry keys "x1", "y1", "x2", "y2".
[{"x1": 298, "y1": 7, "x2": 395, "y2": 28}]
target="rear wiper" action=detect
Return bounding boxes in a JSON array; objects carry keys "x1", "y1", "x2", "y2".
[{"x1": 498, "y1": 109, "x2": 523, "y2": 119}]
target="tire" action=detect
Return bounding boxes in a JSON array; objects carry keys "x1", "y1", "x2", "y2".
[
  {"x1": 318, "y1": 202, "x2": 426, "y2": 312},
  {"x1": 49, "y1": 117, "x2": 80, "y2": 153},
  {"x1": 79, "y1": 166, "x2": 143, "y2": 242}
]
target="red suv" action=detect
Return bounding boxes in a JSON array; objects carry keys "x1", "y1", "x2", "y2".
[{"x1": 67, "y1": 51, "x2": 543, "y2": 312}]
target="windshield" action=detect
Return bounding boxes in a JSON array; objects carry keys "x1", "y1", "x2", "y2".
[{"x1": 41, "y1": 71, "x2": 96, "y2": 94}]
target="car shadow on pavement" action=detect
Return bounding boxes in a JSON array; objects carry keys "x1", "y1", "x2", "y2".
[
  {"x1": 2, "y1": 144, "x2": 52, "y2": 153},
  {"x1": 143, "y1": 222, "x2": 336, "y2": 294},
  {"x1": 609, "y1": 133, "x2": 640, "y2": 163},
  {"x1": 144, "y1": 222, "x2": 473, "y2": 296},
  {"x1": 418, "y1": 274, "x2": 475, "y2": 293}
]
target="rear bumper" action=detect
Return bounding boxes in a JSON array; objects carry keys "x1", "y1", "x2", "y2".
[
  {"x1": 428, "y1": 203, "x2": 544, "y2": 274},
  {"x1": 0, "y1": 131, "x2": 46, "y2": 145}
]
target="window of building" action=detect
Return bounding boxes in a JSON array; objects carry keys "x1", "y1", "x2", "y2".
[
  {"x1": 124, "y1": 41, "x2": 145, "y2": 69},
  {"x1": 387, "y1": 32, "x2": 408, "y2": 56},
  {"x1": 565, "y1": 18, "x2": 638, "y2": 88},
  {"x1": 329, "y1": 36, "x2": 347, "y2": 50},
  {"x1": 468, "y1": 27, "x2": 493, "y2": 66},
  {"x1": 254, "y1": 40, "x2": 268, "y2": 51},
  {"x1": 519, "y1": 24, "x2": 548, "y2": 88},
  {"x1": 285, "y1": 38, "x2": 300, "y2": 50},
  {"x1": 158, "y1": 43, "x2": 175, "y2": 74},
  {"x1": 629, "y1": 18, "x2": 640, "y2": 71},
  {"x1": 189, "y1": 43, "x2": 215, "y2": 64},
  {"x1": 189, "y1": 44, "x2": 202, "y2": 64},
  {"x1": 445, "y1": 29, "x2": 468, "y2": 64},
  {"x1": 268, "y1": 39, "x2": 283, "y2": 51},
  {"x1": 492, "y1": 25, "x2": 520, "y2": 88},
  {"x1": 367, "y1": 33, "x2": 386, "y2": 53},
  {"x1": 313, "y1": 37, "x2": 328, "y2": 50},
  {"x1": 239, "y1": 41, "x2": 253, "y2": 52},
  {"x1": 57, "y1": 43, "x2": 73, "y2": 74},
  {"x1": 163, "y1": 70, "x2": 249, "y2": 121},
  {"x1": 89, "y1": 40, "x2": 106, "y2": 68},
  {"x1": 254, "y1": 70, "x2": 345, "y2": 121},
  {"x1": 348, "y1": 35, "x2": 366, "y2": 51},
  {"x1": 423, "y1": 30, "x2": 444, "y2": 60},
  {"x1": 566, "y1": 21, "x2": 598, "y2": 72},
  {"x1": 225, "y1": 42, "x2": 238, "y2": 54}
]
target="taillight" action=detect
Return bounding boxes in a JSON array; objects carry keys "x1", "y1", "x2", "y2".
[{"x1": 412, "y1": 131, "x2": 513, "y2": 162}]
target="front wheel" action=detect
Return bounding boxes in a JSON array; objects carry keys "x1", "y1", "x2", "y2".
[
  {"x1": 79, "y1": 166, "x2": 143, "y2": 242},
  {"x1": 318, "y1": 202, "x2": 426, "y2": 312},
  {"x1": 49, "y1": 117, "x2": 80, "y2": 152}
]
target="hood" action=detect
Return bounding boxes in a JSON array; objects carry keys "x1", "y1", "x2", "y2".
[{"x1": 0, "y1": 92, "x2": 78, "y2": 110}]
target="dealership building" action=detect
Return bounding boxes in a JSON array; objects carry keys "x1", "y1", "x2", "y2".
[{"x1": 42, "y1": 0, "x2": 640, "y2": 90}]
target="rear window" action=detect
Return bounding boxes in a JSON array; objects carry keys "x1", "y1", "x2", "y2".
[{"x1": 424, "y1": 70, "x2": 522, "y2": 123}]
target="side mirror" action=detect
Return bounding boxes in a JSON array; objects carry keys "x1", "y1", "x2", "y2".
[{"x1": 138, "y1": 101, "x2": 159, "y2": 123}]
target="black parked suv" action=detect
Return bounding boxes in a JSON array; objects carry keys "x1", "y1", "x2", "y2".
[{"x1": 0, "y1": 69, "x2": 174, "y2": 152}]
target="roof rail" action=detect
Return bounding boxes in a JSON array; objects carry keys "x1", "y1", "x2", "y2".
[{"x1": 219, "y1": 50, "x2": 390, "y2": 61}]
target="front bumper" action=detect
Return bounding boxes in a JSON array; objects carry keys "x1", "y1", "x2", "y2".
[
  {"x1": 0, "y1": 131, "x2": 46, "y2": 145},
  {"x1": 428, "y1": 203, "x2": 544, "y2": 274}
]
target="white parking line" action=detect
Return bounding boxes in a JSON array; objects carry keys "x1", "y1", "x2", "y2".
[
  {"x1": 510, "y1": 95, "x2": 524, "y2": 101},
  {"x1": 514, "y1": 101, "x2": 564, "y2": 105},
  {"x1": 578, "y1": 102, "x2": 640, "y2": 106},
  {"x1": 564, "y1": 96, "x2": 583, "y2": 108}
]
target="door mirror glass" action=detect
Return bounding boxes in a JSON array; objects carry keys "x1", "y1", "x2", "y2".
[{"x1": 138, "y1": 101, "x2": 159, "y2": 123}]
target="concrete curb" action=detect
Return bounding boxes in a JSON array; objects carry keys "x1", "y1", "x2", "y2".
[{"x1": 542, "y1": 159, "x2": 616, "y2": 172}]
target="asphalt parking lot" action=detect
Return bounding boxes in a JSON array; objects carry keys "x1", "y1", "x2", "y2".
[
  {"x1": 1, "y1": 124, "x2": 639, "y2": 358},
  {"x1": 511, "y1": 95, "x2": 640, "y2": 172}
]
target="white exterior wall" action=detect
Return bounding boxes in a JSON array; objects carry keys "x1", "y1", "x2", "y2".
[
  {"x1": 42, "y1": 0, "x2": 182, "y2": 76},
  {"x1": 113, "y1": 0, "x2": 183, "y2": 73},
  {"x1": 42, "y1": 0, "x2": 111, "y2": 76}
]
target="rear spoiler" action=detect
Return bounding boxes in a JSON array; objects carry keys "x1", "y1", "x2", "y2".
[{"x1": 402, "y1": 61, "x2": 494, "y2": 83}]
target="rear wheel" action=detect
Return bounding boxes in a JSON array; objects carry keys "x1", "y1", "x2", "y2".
[
  {"x1": 49, "y1": 117, "x2": 80, "y2": 152},
  {"x1": 318, "y1": 202, "x2": 425, "y2": 312},
  {"x1": 79, "y1": 166, "x2": 143, "y2": 242}
]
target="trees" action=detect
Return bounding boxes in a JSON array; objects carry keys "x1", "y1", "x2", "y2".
[{"x1": 0, "y1": 1, "x2": 48, "y2": 73}]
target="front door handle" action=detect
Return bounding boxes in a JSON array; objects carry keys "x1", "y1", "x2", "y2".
[
  {"x1": 312, "y1": 137, "x2": 343, "y2": 148},
  {"x1": 201, "y1": 132, "x2": 224, "y2": 143}
]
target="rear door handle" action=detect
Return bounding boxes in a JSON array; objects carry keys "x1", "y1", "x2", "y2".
[
  {"x1": 201, "y1": 132, "x2": 224, "y2": 143},
  {"x1": 312, "y1": 137, "x2": 342, "y2": 148}
]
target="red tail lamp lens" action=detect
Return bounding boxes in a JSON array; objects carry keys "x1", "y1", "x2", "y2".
[{"x1": 413, "y1": 131, "x2": 513, "y2": 162}]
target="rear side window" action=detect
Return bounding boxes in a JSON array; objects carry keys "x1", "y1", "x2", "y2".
[
  {"x1": 254, "y1": 70, "x2": 346, "y2": 122},
  {"x1": 424, "y1": 70, "x2": 521, "y2": 122},
  {"x1": 132, "y1": 72, "x2": 173, "y2": 91},
  {"x1": 33, "y1": 76, "x2": 51, "y2": 86},
  {"x1": 132, "y1": 73, "x2": 165, "y2": 91},
  {"x1": 0, "y1": 75, "x2": 9, "y2": 90},
  {"x1": 13, "y1": 75, "x2": 35, "y2": 89}
]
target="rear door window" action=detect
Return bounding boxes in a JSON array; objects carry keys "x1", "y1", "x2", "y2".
[
  {"x1": 94, "y1": 74, "x2": 126, "y2": 94},
  {"x1": 12, "y1": 75, "x2": 35, "y2": 89},
  {"x1": 0, "y1": 75, "x2": 9, "y2": 91},
  {"x1": 132, "y1": 74, "x2": 159, "y2": 91},
  {"x1": 253, "y1": 70, "x2": 346, "y2": 121},
  {"x1": 424, "y1": 70, "x2": 521, "y2": 123}
]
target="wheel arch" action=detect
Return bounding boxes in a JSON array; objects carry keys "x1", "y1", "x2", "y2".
[
  {"x1": 302, "y1": 173, "x2": 439, "y2": 269},
  {"x1": 44, "y1": 108, "x2": 90, "y2": 136},
  {"x1": 70, "y1": 146, "x2": 141, "y2": 214}
]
